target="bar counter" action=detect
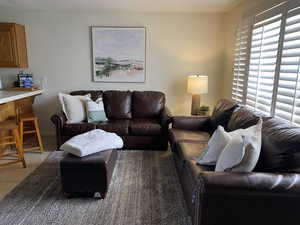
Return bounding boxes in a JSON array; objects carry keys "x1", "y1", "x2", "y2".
[
  {"x1": 0, "y1": 90, "x2": 42, "y2": 154},
  {"x1": 0, "y1": 90, "x2": 42, "y2": 105}
]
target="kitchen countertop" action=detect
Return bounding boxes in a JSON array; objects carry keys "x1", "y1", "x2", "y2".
[{"x1": 0, "y1": 90, "x2": 43, "y2": 104}]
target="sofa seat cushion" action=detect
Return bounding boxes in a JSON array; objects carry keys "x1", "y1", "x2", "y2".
[
  {"x1": 96, "y1": 120, "x2": 129, "y2": 136},
  {"x1": 178, "y1": 141, "x2": 208, "y2": 160},
  {"x1": 130, "y1": 119, "x2": 162, "y2": 136},
  {"x1": 169, "y1": 129, "x2": 210, "y2": 143},
  {"x1": 63, "y1": 123, "x2": 96, "y2": 136}
]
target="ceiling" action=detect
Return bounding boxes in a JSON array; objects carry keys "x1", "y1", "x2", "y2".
[{"x1": 0, "y1": 0, "x2": 243, "y2": 12}]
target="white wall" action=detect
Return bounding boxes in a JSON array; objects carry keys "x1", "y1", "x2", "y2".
[{"x1": 0, "y1": 10, "x2": 226, "y2": 134}]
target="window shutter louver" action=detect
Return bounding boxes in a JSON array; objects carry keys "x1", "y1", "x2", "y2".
[
  {"x1": 246, "y1": 6, "x2": 283, "y2": 115},
  {"x1": 274, "y1": 4, "x2": 300, "y2": 124},
  {"x1": 231, "y1": 0, "x2": 300, "y2": 126},
  {"x1": 232, "y1": 20, "x2": 250, "y2": 103}
]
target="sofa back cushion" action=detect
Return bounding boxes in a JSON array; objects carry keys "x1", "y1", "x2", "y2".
[
  {"x1": 209, "y1": 99, "x2": 238, "y2": 133},
  {"x1": 254, "y1": 117, "x2": 300, "y2": 172},
  {"x1": 132, "y1": 91, "x2": 165, "y2": 118},
  {"x1": 227, "y1": 106, "x2": 264, "y2": 131},
  {"x1": 103, "y1": 91, "x2": 132, "y2": 119},
  {"x1": 70, "y1": 90, "x2": 103, "y2": 101}
]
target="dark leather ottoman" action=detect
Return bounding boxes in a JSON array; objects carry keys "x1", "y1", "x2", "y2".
[{"x1": 60, "y1": 149, "x2": 118, "y2": 199}]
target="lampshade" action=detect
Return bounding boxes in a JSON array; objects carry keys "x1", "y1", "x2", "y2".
[{"x1": 187, "y1": 75, "x2": 208, "y2": 94}]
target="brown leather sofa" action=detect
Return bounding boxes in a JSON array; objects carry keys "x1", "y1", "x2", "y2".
[
  {"x1": 169, "y1": 99, "x2": 300, "y2": 225},
  {"x1": 51, "y1": 90, "x2": 171, "y2": 150}
]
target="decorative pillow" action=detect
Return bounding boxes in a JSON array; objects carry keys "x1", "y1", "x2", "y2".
[
  {"x1": 197, "y1": 125, "x2": 231, "y2": 165},
  {"x1": 209, "y1": 99, "x2": 238, "y2": 134},
  {"x1": 86, "y1": 97, "x2": 108, "y2": 123},
  {"x1": 215, "y1": 118, "x2": 263, "y2": 172},
  {"x1": 227, "y1": 106, "x2": 261, "y2": 131},
  {"x1": 58, "y1": 93, "x2": 91, "y2": 124}
]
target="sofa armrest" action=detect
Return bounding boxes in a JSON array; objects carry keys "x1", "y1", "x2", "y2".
[
  {"x1": 172, "y1": 116, "x2": 210, "y2": 131},
  {"x1": 193, "y1": 171, "x2": 300, "y2": 225},
  {"x1": 51, "y1": 112, "x2": 67, "y2": 128},
  {"x1": 161, "y1": 106, "x2": 172, "y2": 129},
  {"x1": 51, "y1": 112, "x2": 67, "y2": 149},
  {"x1": 198, "y1": 171, "x2": 300, "y2": 195}
]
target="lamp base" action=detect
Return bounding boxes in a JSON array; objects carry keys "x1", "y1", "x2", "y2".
[{"x1": 191, "y1": 94, "x2": 200, "y2": 115}]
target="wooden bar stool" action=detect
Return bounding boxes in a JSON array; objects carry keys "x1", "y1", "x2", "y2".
[
  {"x1": 0, "y1": 120, "x2": 26, "y2": 168},
  {"x1": 19, "y1": 113, "x2": 44, "y2": 152}
]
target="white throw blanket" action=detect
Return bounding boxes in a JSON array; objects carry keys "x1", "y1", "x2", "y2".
[{"x1": 60, "y1": 129, "x2": 123, "y2": 157}]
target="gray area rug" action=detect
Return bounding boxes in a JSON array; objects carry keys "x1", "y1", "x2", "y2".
[{"x1": 0, "y1": 151, "x2": 192, "y2": 225}]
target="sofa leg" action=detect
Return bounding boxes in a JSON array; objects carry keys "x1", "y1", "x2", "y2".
[{"x1": 63, "y1": 192, "x2": 73, "y2": 199}]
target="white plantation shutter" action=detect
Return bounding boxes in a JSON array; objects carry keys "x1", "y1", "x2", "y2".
[
  {"x1": 246, "y1": 5, "x2": 283, "y2": 115},
  {"x1": 232, "y1": 0, "x2": 300, "y2": 125},
  {"x1": 232, "y1": 21, "x2": 250, "y2": 103},
  {"x1": 274, "y1": 3, "x2": 300, "y2": 124}
]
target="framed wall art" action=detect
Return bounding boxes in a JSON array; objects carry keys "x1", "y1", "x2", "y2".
[{"x1": 91, "y1": 26, "x2": 146, "y2": 83}]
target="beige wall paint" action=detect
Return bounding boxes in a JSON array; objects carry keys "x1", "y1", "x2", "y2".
[{"x1": 0, "y1": 10, "x2": 226, "y2": 134}]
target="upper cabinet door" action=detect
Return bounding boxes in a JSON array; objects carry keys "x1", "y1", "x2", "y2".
[{"x1": 0, "y1": 23, "x2": 28, "y2": 68}]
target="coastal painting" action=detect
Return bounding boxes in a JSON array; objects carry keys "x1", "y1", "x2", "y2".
[{"x1": 91, "y1": 27, "x2": 146, "y2": 83}]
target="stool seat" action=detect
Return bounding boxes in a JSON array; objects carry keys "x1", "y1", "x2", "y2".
[
  {"x1": 20, "y1": 113, "x2": 36, "y2": 121},
  {"x1": 0, "y1": 120, "x2": 18, "y2": 130}
]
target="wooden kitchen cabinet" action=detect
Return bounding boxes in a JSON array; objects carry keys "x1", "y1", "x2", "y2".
[{"x1": 0, "y1": 23, "x2": 28, "y2": 68}]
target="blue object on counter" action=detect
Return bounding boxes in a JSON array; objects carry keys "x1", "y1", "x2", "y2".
[
  {"x1": 18, "y1": 74, "x2": 33, "y2": 88},
  {"x1": 24, "y1": 75, "x2": 33, "y2": 88}
]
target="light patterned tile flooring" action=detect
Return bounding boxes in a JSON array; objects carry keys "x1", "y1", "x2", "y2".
[{"x1": 0, "y1": 135, "x2": 56, "y2": 200}]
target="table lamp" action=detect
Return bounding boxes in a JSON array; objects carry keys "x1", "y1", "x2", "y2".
[{"x1": 187, "y1": 75, "x2": 208, "y2": 115}]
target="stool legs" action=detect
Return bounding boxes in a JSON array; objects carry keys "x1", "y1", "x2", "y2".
[
  {"x1": 19, "y1": 119, "x2": 24, "y2": 150},
  {"x1": 19, "y1": 117, "x2": 44, "y2": 153},
  {"x1": 0, "y1": 127, "x2": 26, "y2": 168},
  {"x1": 33, "y1": 118, "x2": 44, "y2": 152},
  {"x1": 12, "y1": 128, "x2": 26, "y2": 168}
]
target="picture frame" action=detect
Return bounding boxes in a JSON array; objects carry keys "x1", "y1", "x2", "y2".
[{"x1": 91, "y1": 26, "x2": 146, "y2": 83}]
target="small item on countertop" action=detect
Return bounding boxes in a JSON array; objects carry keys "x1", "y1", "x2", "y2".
[
  {"x1": 0, "y1": 75, "x2": 3, "y2": 89},
  {"x1": 24, "y1": 74, "x2": 33, "y2": 88},
  {"x1": 18, "y1": 71, "x2": 33, "y2": 88}
]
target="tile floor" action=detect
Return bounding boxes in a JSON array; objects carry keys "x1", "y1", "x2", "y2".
[{"x1": 0, "y1": 135, "x2": 56, "y2": 200}]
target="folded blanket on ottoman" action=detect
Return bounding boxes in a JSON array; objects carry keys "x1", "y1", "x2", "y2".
[{"x1": 60, "y1": 129, "x2": 123, "y2": 157}]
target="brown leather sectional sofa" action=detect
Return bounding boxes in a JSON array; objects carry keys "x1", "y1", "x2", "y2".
[
  {"x1": 52, "y1": 92, "x2": 300, "y2": 224},
  {"x1": 169, "y1": 99, "x2": 300, "y2": 225},
  {"x1": 51, "y1": 90, "x2": 172, "y2": 150}
]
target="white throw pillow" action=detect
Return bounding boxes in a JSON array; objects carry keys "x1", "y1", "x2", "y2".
[
  {"x1": 215, "y1": 118, "x2": 263, "y2": 172},
  {"x1": 197, "y1": 125, "x2": 231, "y2": 165},
  {"x1": 58, "y1": 93, "x2": 91, "y2": 124}
]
